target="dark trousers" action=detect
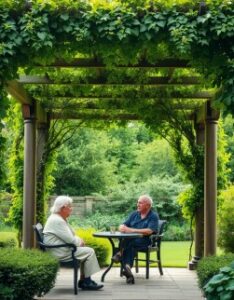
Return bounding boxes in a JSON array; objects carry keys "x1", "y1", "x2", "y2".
[{"x1": 122, "y1": 238, "x2": 149, "y2": 267}]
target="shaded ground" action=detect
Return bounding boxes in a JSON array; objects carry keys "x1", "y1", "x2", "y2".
[{"x1": 36, "y1": 267, "x2": 204, "y2": 300}]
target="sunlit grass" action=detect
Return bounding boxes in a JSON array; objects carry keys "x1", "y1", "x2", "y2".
[{"x1": 137, "y1": 241, "x2": 224, "y2": 267}]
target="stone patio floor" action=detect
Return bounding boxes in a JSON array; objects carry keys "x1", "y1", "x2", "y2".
[{"x1": 36, "y1": 267, "x2": 204, "y2": 300}]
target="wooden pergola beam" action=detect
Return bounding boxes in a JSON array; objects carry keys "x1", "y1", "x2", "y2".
[
  {"x1": 35, "y1": 91, "x2": 213, "y2": 100},
  {"x1": 45, "y1": 102, "x2": 201, "y2": 111},
  {"x1": 6, "y1": 80, "x2": 33, "y2": 105},
  {"x1": 50, "y1": 111, "x2": 193, "y2": 121},
  {"x1": 34, "y1": 58, "x2": 190, "y2": 68},
  {"x1": 50, "y1": 112, "x2": 141, "y2": 120},
  {"x1": 18, "y1": 75, "x2": 202, "y2": 85}
]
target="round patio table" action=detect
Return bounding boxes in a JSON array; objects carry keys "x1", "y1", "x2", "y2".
[{"x1": 93, "y1": 231, "x2": 143, "y2": 282}]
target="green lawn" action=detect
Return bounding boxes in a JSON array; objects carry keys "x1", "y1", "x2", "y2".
[
  {"x1": 161, "y1": 241, "x2": 194, "y2": 267},
  {"x1": 138, "y1": 241, "x2": 223, "y2": 267},
  {"x1": 108, "y1": 241, "x2": 194, "y2": 267}
]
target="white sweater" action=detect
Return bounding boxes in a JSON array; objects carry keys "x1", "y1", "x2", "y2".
[{"x1": 43, "y1": 213, "x2": 82, "y2": 261}]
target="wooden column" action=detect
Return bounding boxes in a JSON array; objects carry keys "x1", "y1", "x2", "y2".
[
  {"x1": 195, "y1": 124, "x2": 205, "y2": 259},
  {"x1": 188, "y1": 123, "x2": 205, "y2": 270},
  {"x1": 204, "y1": 103, "x2": 218, "y2": 256},
  {"x1": 22, "y1": 104, "x2": 37, "y2": 248}
]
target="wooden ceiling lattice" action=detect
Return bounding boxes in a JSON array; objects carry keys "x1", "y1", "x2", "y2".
[{"x1": 7, "y1": 58, "x2": 215, "y2": 123}]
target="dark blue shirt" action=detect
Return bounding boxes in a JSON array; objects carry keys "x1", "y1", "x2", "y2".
[{"x1": 123, "y1": 210, "x2": 159, "y2": 246}]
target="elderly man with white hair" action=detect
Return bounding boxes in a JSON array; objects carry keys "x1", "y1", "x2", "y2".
[
  {"x1": 43, "y1": 195, "x2": 103, "y2": 291},
  {"x1": 113, "y1": 194, "x2": 159, "y2": 284}
]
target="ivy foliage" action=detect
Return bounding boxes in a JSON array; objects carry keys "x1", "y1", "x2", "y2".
[
  {"x1": 4, "y1": 100, "x2": 24, "y2": 243},
  {"x1": 0, "y1": 0, "x2": 233, "y2": 115}
]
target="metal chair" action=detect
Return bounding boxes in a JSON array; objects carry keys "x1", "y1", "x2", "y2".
[
  {"x1": 134, "y1": 220, "x2": 167, "y2": 279},
  {"x1": 33, "y1": 223, "x2": 80, "y2": 295}
]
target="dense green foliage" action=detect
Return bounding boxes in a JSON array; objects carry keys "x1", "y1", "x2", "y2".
[
  {"x1": 0, "y1": 232, "x2": 17, "y2": 248},
  {"x1": 197, "y1": 253, "x2": 234, "y2": 288},
  {"x1": 223, "y1": 115, "x2": 234, "y2": 183},
  {"x1": 203, "y1": 261, "x2": 234, "y2": 300},
  {"x1": 54, "y1": 127, "x2": 118, "y2": 195},
  {"x1": 0, "y1": 0, "x2": 233, "y2": 114},
  {"x1": 218, "y1": 185, "x2": 234, "y2": 253},
  {"x1": 0, "y1": 248, "x2": 59, "y2": 300},
  {"x1": 4, "y1": 101, "x2": 24, "y2": 242}
]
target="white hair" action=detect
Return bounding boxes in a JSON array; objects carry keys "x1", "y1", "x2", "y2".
[
  {"x1": 139, "y1": 194, "x2": 153, "y2": 206},
  {"x1": 50, "y1": 195, "x2": 73, "y2": 214}
]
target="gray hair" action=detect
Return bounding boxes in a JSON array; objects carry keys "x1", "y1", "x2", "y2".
[
  {"x1": 50, "y1": 195, "x2": 73, "y2": 214},
  {"x1": 139, "y1": 194, "x2": 153, "y2": 206}
]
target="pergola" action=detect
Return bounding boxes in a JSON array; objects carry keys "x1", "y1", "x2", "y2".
[{"x1": 1, "y1": 0, "x2": 232, "y2": 266}]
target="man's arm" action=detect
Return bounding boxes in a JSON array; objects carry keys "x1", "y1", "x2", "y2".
[{"x1": 119, "y1": 224, "x2": 153, "y2": 235}]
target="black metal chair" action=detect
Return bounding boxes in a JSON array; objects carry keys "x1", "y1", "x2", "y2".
[
  {"x1": 33, "y1": 223, "x2": 80, "y2": 295},
  {"x1": 134, "y1": 220, "x2": 167, "y2": 279}
]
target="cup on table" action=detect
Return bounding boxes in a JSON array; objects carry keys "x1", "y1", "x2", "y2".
[{"x1": 110, "y1": 225, "x2": 116, "y2": 234}]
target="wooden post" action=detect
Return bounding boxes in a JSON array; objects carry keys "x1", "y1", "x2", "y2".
[
  {"x1": 204, "y1": 102, "x2": 218, "y2": 256},
  {"x1": 188, "y1": 123, "x2": 205, "y2": 270},
  {"x1": 22, "y1": 104, "x2": 36, "y2": 248}
]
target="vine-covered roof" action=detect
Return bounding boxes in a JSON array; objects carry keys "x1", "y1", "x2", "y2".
[{"x1": 0, "y1": 0, "x2": 233, "y2": 123}]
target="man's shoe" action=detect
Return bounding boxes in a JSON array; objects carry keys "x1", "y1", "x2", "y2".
[
  {"x1": 123, "y1": 264, "x2": 133, "y2": 277},
  {"x1": 78, "y1": 280, "x2": 103, "y2": 290},
  {"x1": 122, "y1": 264, "x2": 135, "y2": 284},
  {"x1": 126, "y1": 275, "x2": 135, "y2": 284},
  {"x1": 78, "y1": 280, "x2": 83, "y2": 288},
  {"x1": 112, "y1": 253, "x2": 122, "y2": 263}
]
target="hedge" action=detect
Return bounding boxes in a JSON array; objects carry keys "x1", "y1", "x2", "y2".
[
  {"x1": 76, "y1": 228, "x2": 111, "y2": 267},
  {"x1": 0, "y1": 232, "x2": 17, "y2": 248},
  {"x1": 0, "y1": 248, "x2": 59, "y2": 300},
  {"x1": 196, "y1": 253, "x2": 234, "y2": 289}
]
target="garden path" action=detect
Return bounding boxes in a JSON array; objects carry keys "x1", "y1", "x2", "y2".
[{"x1": 36, "y1": 267, "x2": 204, "y2": 300}]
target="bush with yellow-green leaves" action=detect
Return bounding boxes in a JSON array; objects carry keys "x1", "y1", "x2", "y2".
[{"x1": 76, "y1": 228, "x2": 111, "y2": 267}]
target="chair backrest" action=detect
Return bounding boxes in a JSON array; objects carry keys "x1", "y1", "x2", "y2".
[
  {"x1": 158, "y1": 220, "x2": 167, "y2": 235},
  {"x1": 149, "y1": 220, "x2": 167, "y2": 247},
  {"x1": 33, "y1": 223, "x2": 46, "y2": 251}
]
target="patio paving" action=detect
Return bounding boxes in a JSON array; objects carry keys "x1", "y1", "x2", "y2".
[{"x1": 36, "y1": 267, "x2": 204, "y2": 300}]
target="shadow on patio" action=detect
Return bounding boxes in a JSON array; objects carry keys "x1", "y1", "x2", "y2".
[{"x1": 36, "y1": 267, "x2": 204, "y2": 300}]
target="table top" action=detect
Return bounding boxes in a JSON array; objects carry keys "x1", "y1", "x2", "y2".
[{"x1": 93, "y1": 231, "x2": 143, "y2": 238}]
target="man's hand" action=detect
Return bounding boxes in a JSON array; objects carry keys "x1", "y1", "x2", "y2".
[
  {"x1": 80, "y1": 238, "x2": 85, "y2": 247},
  {"x1": 119, "y1": 224, "x2": 133, "y2": 233}
]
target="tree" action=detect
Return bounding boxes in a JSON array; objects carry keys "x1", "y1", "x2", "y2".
[
  {"x1": 133, "y1": 138, "x2": 178, "y2": 182},
  {"x1": 53, "y1": 127, "x2": 118, "y2": 196}
]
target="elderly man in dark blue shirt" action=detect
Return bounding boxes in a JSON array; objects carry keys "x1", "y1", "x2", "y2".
[{"x1": 114, "y1": 195, "x2": 159, "y2": 284}]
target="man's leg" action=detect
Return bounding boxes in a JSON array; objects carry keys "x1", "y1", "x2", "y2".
[{"x1": 76, "y1": 246, "x2": 103, "y2": 290}]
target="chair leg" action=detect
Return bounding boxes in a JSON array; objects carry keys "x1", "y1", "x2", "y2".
[
  {"x1": 157, "y1": 249, "x2": 163, "y2": 275},
  {"x1": 135, "y1": 252, "x2": 139, "y2": 273},
  {"x1": 74, "y1": 265, "x2": 78, "y2": 295},
  {"x1": 146, "y1": 251, "x2": 149, "y2": 279}
]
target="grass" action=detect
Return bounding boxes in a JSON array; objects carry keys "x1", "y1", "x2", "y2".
[
  {"x1": 107, "y1": 241, "x2": 194, "y2": 267},
  {"x1": 138, "y1": 241, "x2": 224, "y2": 268},
  {"x1": 161, "y1": 241, "x2": 194, "y2": 267}
]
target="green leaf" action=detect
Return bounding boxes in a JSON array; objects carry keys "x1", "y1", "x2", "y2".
[
  {"x1": 157, "y1": 21, "x2": 166, "y2": 28},
  {"x1": 140, "y1": 24, "x2": 147, "y2": 33},
  {"x1": 60, "y1": 14, "x2": 69, "y2": 21},
  {"x1": 37, "y1": 32, "x2": 46, "y2": 41},
  {"x1": 130, "y1": 28, "x2": 139, "y2": 36}
]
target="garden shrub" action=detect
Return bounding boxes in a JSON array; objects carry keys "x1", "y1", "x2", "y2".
[
  {"x1": 203, "y1": 261, "x2": 234, "y2": 300},
  {"x1": 163, "y1": 223, "x2": 190, "y2": 241},
  {"x1": 70, "y1": 211, "x2": 124, "y2": 231},
  {"x1": 0, "y1": 248, "x2": 59, "y2": 300},
  {"x1": 76, "y1": 228, "x2": 111, "y2": 267},
  {"x1": 218, "y1": 186, "x2": 234, "y2": 253},
  {"x1": 197, "y1": 253, "x2": 234, "y2": 288},
  {"x1": 0, "y1": 232, "x2": 17, "y2": 248}
]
